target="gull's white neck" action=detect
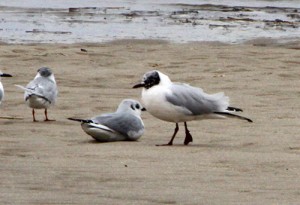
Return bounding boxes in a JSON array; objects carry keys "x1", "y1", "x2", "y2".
[{"x1": 157, "y1": 71, "x2": 172, "y2": 86}]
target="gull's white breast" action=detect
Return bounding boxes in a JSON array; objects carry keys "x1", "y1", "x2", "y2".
[{"x1": 142, "y1": 85, "x2": 197, "y2": 123}]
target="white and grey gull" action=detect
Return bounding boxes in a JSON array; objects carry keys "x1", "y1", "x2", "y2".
[
  {"x1": 68, "y1": 99, "x2": 146, "y2": 142},
  {"x1": 16, "y1": 67, "x2": 58, "y2": 122},
  {"x1": 133, "y1": 70, "x2": 252, "y2": 146}
]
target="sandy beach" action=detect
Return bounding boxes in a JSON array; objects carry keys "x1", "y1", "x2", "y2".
[{"x1": 0, "y1": 40, "x2": 300, "y2": 204}]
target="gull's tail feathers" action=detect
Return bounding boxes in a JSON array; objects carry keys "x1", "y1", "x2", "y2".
[
  {"x1": 15, "y1": 84, "x2": 34, "y2": 93},
  {"x1": 211, "y1": 92, "x2": 230, "y2": 111},
  {"x1": 214, "y1": 112, "x2": 253, "y2": 123}
]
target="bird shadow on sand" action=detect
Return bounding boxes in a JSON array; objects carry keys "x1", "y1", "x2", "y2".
[
  {"x1": 154, "y1": 143, "x2": 217, "y2": 148},
  {"x1": 76, "y1": 139, "x2": 256, "y2": 150},
  {"x1": 80, "y1": 139, "x2": 137, "y2": 144},
  {"x1": 154, "y1": 142, "x2": 256, "y2": 150}
]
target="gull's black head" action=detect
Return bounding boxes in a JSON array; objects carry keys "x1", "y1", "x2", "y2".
[
  {"x1": 38, "y1": 67, "x2": 53, "y2": 77},
  {"x1": 133, "y1": 70, "x2": 160, "y2": 89}
]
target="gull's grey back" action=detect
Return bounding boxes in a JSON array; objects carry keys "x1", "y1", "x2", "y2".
[
  {"x1": 92, "y1": 112, "x2": 144, "y2": 140},
  {"x1": 166, "y1": 83, "x2": 228, "y2": 115},
  {"x1": 25, "y1": 76, "x2": 58, "y2": 104}
]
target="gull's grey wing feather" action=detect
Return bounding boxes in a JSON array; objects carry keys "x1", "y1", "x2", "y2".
[
  {"x1": 92, "y1": 113, "x2": 144, "y2": 138},
  {"x1": 0, "y1": 89, "x2": 3, "y2": 102},
  {"x1": 166, "y1": 83, "x2": 229, "y2": 115},
  {"x1": 26, "y1": 77, "x2": 57, "y2": 103}
]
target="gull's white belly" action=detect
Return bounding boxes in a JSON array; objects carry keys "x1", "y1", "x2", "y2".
[
  {"x1": 142, "y1": 87, "x2": 196, "y2": 123},
  {"x1": 26, "y1": 95, "x2": 51, "y2": 109}
]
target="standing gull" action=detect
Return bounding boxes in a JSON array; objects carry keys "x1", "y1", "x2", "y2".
[
  {"x1": 133, "y1": 70, "x2": 252, "y2": 146},
  {"x1": 16, "y1": 67, "x2": 58, "y2": 122},
  {"x1": 68, "y1": 99, "x2": 146, "y2": 142},
  {"x1": 0, "y1": 71, "x2": 12, "y2": 105}
]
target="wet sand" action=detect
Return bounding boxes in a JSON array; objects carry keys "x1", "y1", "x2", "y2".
[
  {"x1": 0, "y1": 40, "x2": 300, "y2": 204},
  {"x1": 1, "y1": 2, "x2": 299, "y2": 44}
]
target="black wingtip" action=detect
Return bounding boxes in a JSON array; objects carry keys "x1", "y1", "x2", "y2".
[
  {"x1": 247, "y1": 118, "x2": 253, "y2": 123},
  {"x1": 68, "y1": 118, "x2": 92, "y2": 123},
  {"x1": 1, "y1": 73, "x2": 12, "y2": 77},
  {"x1": 214, "y1": 112, "x2": 253, "y2": 123},
  {"x1": 67, "y1": 117, "x2": 82, "y2": 122}
]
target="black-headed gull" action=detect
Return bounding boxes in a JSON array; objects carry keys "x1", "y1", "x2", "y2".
[{"x1": 133, "y1": 70, "x2": 252, "y2": 146}]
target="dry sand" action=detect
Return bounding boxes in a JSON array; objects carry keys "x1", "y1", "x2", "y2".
[{"x1": 0, "y1": 40, "x2": 299, "y2": 204}]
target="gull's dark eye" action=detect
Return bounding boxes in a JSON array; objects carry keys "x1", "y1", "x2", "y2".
[
  {"x1": 130, "y1": 104, "x2": 135, "y2": 110},
  {"x1": 135, "y1": 104, "x2": 140, "y2": 109}
]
